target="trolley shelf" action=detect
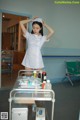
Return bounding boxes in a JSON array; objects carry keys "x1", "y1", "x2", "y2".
[{"x1": 9, "y1": 70, "x2": 55, "y2": 120}]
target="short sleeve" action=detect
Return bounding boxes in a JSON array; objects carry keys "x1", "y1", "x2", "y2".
[
  {"x1": 43, "y1": 35, "x2": 50, "y2": 42},
  {"x1": 40, "y1": 36, "x2": 49, "y2": 47},
  {"x1": 23, "y1": 31, "x2": 30, "y2": 39}
]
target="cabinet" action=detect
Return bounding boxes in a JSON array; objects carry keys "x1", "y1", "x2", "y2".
[
  {"x1": 7, "y1": 24, "x2": 19, "y2": 50},
  {"x1": 7, "y1": 23, "x2": 26, "y2": 51},
  {"x1": 2, "y1": 32, "x2": 11, "y2": 50},
  {"x1": 1, "y1": 50, "x2": 13, "y2": 78}
]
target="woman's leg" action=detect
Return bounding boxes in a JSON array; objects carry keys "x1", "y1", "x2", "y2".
[
  {"x1": 24, "y1": 67, "x2": 43, "y2": 76},
  {"x1": 25, "y1": 67, "x2": 33, "y2": 76},
  {"x1": 25, "y1": 67, "x2": 32, "y2": 71}
]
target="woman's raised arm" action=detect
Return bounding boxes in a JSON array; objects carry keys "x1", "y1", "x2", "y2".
[
  {"x1": 43, "y1": 21, "x2": 54, "y2": 40},
  {"x1": 19, "y1": 16, "x2": 38, "y2": 35}
]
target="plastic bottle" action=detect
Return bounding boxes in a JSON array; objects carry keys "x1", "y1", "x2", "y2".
[
  {"x1": 45, "y1": 80, "x2": 52, "y2": 97},
  {"x1": 33, "y1": 70, "x2": 37, "y2": 78},
  {"x1": 42, "y1": 81, "x2": 46, "y2": 89},
  {"x1": 45, "y1": 80, "x2": 52, "y2": 89},
  {"x1": 32, "y1": 104, "x2": 36, "y2": 112},
  {"x1": 32, "y1": 104, "x2": 36, "y2": 119}
]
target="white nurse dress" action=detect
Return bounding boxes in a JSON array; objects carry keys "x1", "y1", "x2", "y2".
[{"x1": 22, "y1": 31, "x2": 47, "y2": 69}]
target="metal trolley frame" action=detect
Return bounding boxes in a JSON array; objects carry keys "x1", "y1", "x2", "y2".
[{"x1": 9, "y1": 70, "x2": 55, "y2": 120}]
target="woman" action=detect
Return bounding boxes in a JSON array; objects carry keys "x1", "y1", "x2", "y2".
[{"x1": 20, "y1": 16, "x2": 54, "y2": 71}]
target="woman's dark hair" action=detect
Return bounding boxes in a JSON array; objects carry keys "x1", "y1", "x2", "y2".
[{"x1": 31, "y1": 21, "x2": 43, "y2": 36}]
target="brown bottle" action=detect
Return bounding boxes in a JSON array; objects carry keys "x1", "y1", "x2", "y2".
[{"x1": 38, "y1": 72, "x2": 41, "y2": 78}]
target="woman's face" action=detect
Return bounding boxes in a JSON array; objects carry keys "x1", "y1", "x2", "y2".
[{"x1": 32, "y1": 24, "x2": 41, "y2": 35}]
